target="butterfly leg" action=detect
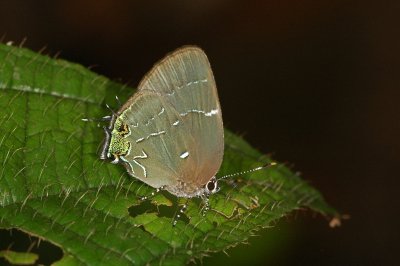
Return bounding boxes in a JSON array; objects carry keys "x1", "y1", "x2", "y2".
[{"x1": 173, "y1": 200, "x2": 188, "y2": 227}]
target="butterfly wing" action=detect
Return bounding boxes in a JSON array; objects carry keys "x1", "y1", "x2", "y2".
[{"x1": 118, "y1": 47, "x2": 224, "y2": 197}]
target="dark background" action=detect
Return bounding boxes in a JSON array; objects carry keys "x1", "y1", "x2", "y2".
[{"x1": 0, "y1": 1, "x2": 398, "y2": 265}]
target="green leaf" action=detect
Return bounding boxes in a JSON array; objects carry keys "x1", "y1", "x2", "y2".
[
  {"x1": 0, "y1": 43, "x2": 339, "y2": 265},
  {"x1": 52, "y1": 254, "x2": 81, "y2": 266},
  {"x1": 0, "y1": 250, "x2": 39, "y2": 265}
]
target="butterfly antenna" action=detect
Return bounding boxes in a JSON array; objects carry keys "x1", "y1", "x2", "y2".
[
  {"x1": 115, "y1": 96, "x2": 122, "y2": 106},
  {"x1": 218, "y1": 162, "x2": 277, "y2": 181},
  {"x1": 105, "y1": 104, "x2": 116, "y2": 114},
  {"x1": 81, "y1": 104, "x2": 116, "y2": 122},
  {"x1": 81, "y1": 116, "x2": 112, "y2": 122}
]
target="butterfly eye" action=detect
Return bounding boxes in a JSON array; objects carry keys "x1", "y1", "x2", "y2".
[
  {"x1": 110, "y1": 154, "x2": 120, "y2": 164},
  {"x1": 107, "y1": 153, "x2": 114, "y2": 160}
]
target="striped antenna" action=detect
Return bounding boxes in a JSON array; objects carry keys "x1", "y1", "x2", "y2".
[
  {"x1": 217, "y1": 162, "x2": 277, "y2": 180},
  {"x1": 81, "y1": 115, "x2": 112, "y2": 122},
  {"x1": 81, "y1": 102, "x2": 117, "y2": 122}
]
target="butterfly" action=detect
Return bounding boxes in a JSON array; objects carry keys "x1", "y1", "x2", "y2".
[{"x1": 101, "y1": 46, "x2": 224, "y2": 202}]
